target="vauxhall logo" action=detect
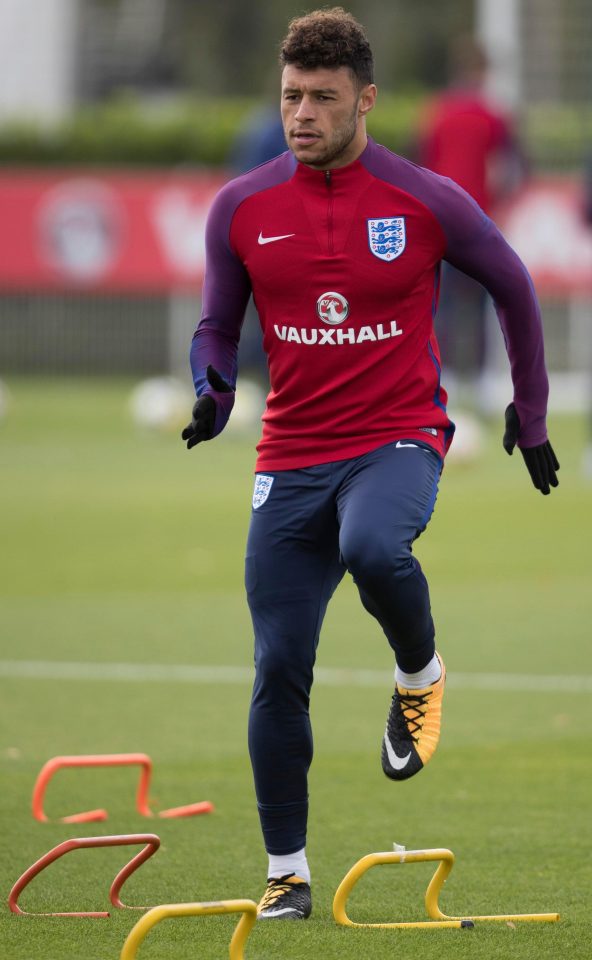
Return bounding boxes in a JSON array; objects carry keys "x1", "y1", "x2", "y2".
[
  {"x1": 273, "y1": 291, "x2": 403, "y2": 346},
  {"x1": 316, "y1": 291, "x2": 349, "y2": 325}
]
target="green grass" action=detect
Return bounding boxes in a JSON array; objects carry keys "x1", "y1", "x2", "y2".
[{"x1": 1, "y1": 377, "x2": 591, "y2": 960}]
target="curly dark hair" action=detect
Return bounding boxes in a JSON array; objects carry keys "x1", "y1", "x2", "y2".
[{"x1": 279, "y1": 7, "x2": 374, "y2": 87}]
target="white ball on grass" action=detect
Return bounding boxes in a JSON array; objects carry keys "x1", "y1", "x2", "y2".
[
  {"x1": 447, "y1": 411, "x2": 485, "y2": 463},
  {"x1": 129, "y1": 377, "x2": 192, "y2": 431}
]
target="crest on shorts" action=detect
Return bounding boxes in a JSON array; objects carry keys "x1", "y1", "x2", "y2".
[
  {"x1": 253, "y1": 474, "x2": 274, "y2": 509},
  {"x1": 367, "y1": 217, "x2": 406, "y2": 261}
]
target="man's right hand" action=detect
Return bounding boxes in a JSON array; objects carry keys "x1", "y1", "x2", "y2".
[{"x1": 181, "y1": 365, "x2": 233, "y2": 450}]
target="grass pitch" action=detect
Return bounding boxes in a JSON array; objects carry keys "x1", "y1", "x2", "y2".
[{"x1": 1, "y1": 377, "x2": 591, "y2": 960}]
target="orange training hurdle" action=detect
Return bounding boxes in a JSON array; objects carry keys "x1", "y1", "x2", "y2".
[
  {"x1": 31, "y1": 753, "x2": 214, "y2": 823},
  {"x1": 8, "y1": 833, "x2": 161, "y2": 917}
]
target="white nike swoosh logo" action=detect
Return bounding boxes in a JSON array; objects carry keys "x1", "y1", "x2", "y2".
[
  {"x1": 383, "y1": 732, "x2": 411, "y2": 770},
  {"x1": 396, "y1": 441, "x2": 418, "y2": 448},
  {"x1": 258, "y1": 232, "x2": 295, "y2": 245},
  {"x1": 258, "y1": 907, "x2": 300, "y2": 918}
]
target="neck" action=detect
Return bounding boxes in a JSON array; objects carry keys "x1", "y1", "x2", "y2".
[{"x1": 308, "y1": 129, "x2": 368, "y2": 172}]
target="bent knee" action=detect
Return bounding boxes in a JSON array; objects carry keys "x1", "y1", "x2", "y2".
[{"x1": 340, "y1": 527, "x2": 412, "y2": 584}]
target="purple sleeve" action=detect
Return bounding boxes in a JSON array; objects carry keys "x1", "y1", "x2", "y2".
[
  {"x1": 190, "y1": 185, "x2": 251, "y2": 437},
  {"x1": 190, "y1": 152, "x2": 295, "y2": 438},
  {"x1": 433, "y1": 178, "x2": 548, "y2": 447},
  {"x1": 362, "y1": 141, "x2": 549, "y2": 447}
]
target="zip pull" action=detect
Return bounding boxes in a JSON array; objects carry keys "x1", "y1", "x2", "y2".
[{"x1": 324, "y1": 170, "x2": 331, "y2": 185}]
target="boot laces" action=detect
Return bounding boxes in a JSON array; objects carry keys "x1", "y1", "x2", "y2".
[
  {"x1": 398, "y1": 690, "x2": 431, "y2": 742},
  {"x1": 260, "y1": 874, "x2": 297, "y2": 909}
]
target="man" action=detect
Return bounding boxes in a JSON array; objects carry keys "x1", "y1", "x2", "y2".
[
  {"x1": 182, "y1": 8, "x2": 559, "y2": 921},
  {"x1": 418, "y1": 36, "x2": 521, "y2": 217}
]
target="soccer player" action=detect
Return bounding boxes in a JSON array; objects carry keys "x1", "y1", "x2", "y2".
[{"x1": 182, "y1": 7, "x2": 559, "y2": 921}]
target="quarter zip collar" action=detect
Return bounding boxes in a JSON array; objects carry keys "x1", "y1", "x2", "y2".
[
  {"x1": 293, "y1": 137, "x2": 374, "y2": 186},
  {"x1": 289, "y1": 139, "x2": 376, "y2": 257},
  {"x1": 294, "y1": 155, "x2": 362, "y2": 188}
]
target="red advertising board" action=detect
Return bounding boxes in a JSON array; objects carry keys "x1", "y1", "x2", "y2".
[
  {"x1": 0, "y1": 170, "x2": 226, "y2": 292},
  {"x1": 0, "y1": 169, "x2": 590, "y2": 295},
  {"x1": 495, "y1": 177, "x2": 592, "y2": 297}
]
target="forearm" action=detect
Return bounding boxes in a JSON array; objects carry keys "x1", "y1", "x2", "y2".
[
  {"x1": 190, "y1": 182, "x2": 252, "y2": 436},
  {"x1": 444, "y1": 204, "x2": 549, "y2": 447},
  {"x1": 190, "y1": 322, "x2": 240, "y2": 437},
  {"x1": 482, "y1": 243, "x2": 548, "y2": 447}
]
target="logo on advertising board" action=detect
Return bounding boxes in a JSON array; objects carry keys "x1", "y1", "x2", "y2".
[
  {"x1": 38, "y1": 179, "x2": 124, "y2": 282},
  {"x1": 316, "y1": 291, "x2": 349, "y2": 325},
  {"x1": 151, "y1": 188, "x2": 210, "y2": 275},
  {"x1": 367, "y1": 217, "x2": 406, "y2": 262}
]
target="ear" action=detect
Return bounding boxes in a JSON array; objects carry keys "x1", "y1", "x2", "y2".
[{"x1": 358, "y1": 84, "x2": 377, "y2": 118}]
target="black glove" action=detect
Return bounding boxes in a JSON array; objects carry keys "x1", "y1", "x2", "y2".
[
  {"x1": 181, "y1": 365, "x2": 233, "y2": 450},
  {"x1": 503, "y1": 402, "x2": 560, "y2": 495}
]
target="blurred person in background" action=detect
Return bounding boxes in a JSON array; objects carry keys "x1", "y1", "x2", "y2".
[
  {"x1": 418, "y1": 36, "x2": 525, "y2": 398},
  {"x1": 182, "y1": 7, "x2": 558, "y2": 922},
  {"x1": 229, "y1": 105, "x2": 287, "y2": 174}
]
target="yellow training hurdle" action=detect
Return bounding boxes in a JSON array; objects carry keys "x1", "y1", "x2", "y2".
[
  {"x1": 333, "y1": 847, "x2": 560, "y2": 929},
  {"x1": 120, "y1": 898, "x2": 258, "y2": 960}
]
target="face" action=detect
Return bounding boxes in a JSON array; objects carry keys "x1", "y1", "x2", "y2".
[{"x1": 281, "y1": 64, "x2": 376, "y2": 170}]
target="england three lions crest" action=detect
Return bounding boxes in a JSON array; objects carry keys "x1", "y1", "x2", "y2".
[
  {"x1": 253, "y1": 474, "x2": 274, "y2": 510},
  {"x1": 367, "y1": 217, "x2": 406, "y2": 262}
]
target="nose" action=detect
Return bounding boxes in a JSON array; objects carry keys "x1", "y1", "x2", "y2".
[{"x1": 294, "y1": 95, "x2": 315, "y2": 123}]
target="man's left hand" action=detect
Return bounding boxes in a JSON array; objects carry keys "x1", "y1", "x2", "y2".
[{"x1": 503, "y1": 402, "x2": 560, "y2": 495}]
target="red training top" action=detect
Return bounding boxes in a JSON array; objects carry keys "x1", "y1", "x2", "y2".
[{"x1": 191, "y1": 137, "x2": 548, "y2": 472}]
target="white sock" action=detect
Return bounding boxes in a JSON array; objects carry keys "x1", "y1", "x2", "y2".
[
  {"x1": 396, "y1": 653, "x2": 441, "y2": 690},
  {"x1": 268, "y1": 848, "x2": 310, "y2": 884}
]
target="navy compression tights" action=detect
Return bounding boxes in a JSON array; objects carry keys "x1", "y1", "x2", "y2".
[{"x1": 245, "y1": 441, "x2": 442, "y2": 855}]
